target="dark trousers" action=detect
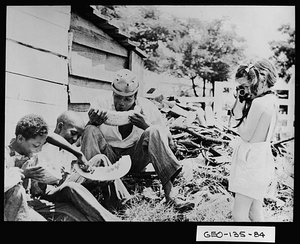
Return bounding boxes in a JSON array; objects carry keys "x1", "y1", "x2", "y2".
[
  {"x1": 80, "y1": 124, "x2": 182, "y2": 209},
  {"x1": 41, "y1": 181, "x2": 120, "y2": 221}
]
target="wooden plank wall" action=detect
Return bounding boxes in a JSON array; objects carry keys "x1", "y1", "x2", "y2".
[
  {"x1": 129, "y1": 51, "x2": 145, "y2": 96},
  {"x1": 68, "y1": 11, "x2": 130, "y2": 121},
  {"x1": 5, "y1": 6, "x2": 71, "y2": 144}
]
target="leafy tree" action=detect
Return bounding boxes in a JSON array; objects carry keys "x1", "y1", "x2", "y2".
[
  {"x1": 98, "y1": 5, "x2": 188, "y2": 72},
  {"x1": 165, "y1": 18, "x2": 246, "y2": 96},
  {"x1": 269, "y1": 24, "x2": 295, "y2": 82},
  {"x1": 97, "y1": 5, "x2": 246, "y2": 96}
]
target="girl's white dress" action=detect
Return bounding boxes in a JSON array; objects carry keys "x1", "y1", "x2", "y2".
[{"x1": 229, "y1": 95, "x2": 277, "y2": 200}]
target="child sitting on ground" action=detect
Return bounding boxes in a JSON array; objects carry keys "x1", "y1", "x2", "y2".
[
  {"x1": 4, "y1": 113, "x2": 120, "y2": 221},
  {"x1": 36, "y1": 110, "x2": 131, "y2": 212}
]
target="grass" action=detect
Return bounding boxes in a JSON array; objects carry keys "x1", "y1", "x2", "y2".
[
  {"x1": 112, "y1": 140, "x2": 294, "y2": 222},
  {"x1": 114, "y1": 177, "x2": 235, "y2": 222},
  {"x1": 46, "y1": 138, "x2": 293, "y2": 222}
]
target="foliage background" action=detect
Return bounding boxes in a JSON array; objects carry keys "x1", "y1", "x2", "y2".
[{"x1": 96, "y1": 5, "x2": 295, "y2": 96}]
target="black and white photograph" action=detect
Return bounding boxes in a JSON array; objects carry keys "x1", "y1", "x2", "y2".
[{"x1": 4, "y1": 4, "x2": 294, "y2": 227}]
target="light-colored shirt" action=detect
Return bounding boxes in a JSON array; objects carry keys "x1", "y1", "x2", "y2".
[
  {"x1": 4, "y1": 139, "x2": 37, "y2": 192},
  {"x1": 37, "y1": 143, "x2": 77, "y2": 177},
  {"x1": 91, "y1": 93, "x2": 167, "y2": 148},
  {"x1": 4, "y1": 140, "x2": 77, "y2": 193}
]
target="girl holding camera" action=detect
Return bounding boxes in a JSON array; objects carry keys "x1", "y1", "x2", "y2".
[{"x1": 229, "y1": 59, "x2": 278, "y2": 221}]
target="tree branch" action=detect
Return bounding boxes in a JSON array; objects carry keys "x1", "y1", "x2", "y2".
[
  {"x1": 171, "y1": 126, "x2": 231, "y2": 144},
  {"x1": 272, "y1": 137, "x2": 294, "y2": 147}
]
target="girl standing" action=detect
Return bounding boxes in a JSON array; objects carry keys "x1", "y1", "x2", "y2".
[{"x1": 229, "y1": 59, "x2": 278, "y2": 221}]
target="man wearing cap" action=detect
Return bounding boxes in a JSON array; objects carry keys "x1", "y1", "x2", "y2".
[{"x1": 81, "y1": 69, "x2": 194, "y2": 211}]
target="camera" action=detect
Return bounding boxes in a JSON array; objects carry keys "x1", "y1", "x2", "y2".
[{"x1": 236, "y1": 86, "x2": 250, "y2": 102}]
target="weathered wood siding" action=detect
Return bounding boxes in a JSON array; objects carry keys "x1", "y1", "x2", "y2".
[
  {"x1": 68, "y1": 10, "x2": 130, "y2": 122},
  {"x1": 5, "y1": 5, "x2": 145, "y2": 143},
  {"x1": 129, "y1": 51, "x2": 145, "y2": 96},
  {"x1": 5, "y1": 6, "x2": 70, "y2": 144}
]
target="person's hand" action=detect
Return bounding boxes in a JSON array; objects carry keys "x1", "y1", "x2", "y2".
[
  {"x1": 78, "y1": 163, "x2": 94, "y2": 173},
  {"x1": 235, "y1": 94, "x2": 246, "y2": 108},
  {"x1": 231, "y1": 95, "x2": 246, "y2": 119},
  {"x1": 88, "y1": 108, "x2": 108, "y2": 126},
  {"x1": 129, "y1": 113, "x2": 151, "y2": 130},
  {"x1": 22, "y1": 165, "x2": 45, "y2": 181},
  {"x1": 77, "y1": 154, "x2": 94, "y2": 172},
  {"x1": 77, "y1": 153, "x2": 89, "y2": 166}
]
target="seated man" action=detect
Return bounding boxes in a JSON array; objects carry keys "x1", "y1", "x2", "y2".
[
  {"x1": 81, "y1": 69, "x2": 194, "y2": 211},
  {"x1": 4, "y1": 113, "x2": 120, "y2": 221},
  {"x1": 37, "y1": 110, "x2": 131, "y2": 211}
]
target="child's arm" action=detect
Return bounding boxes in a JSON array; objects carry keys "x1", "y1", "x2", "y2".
[
  {"x1": 46, "y1": 132, "x2": 88, "y2": 166},
  {"x1": 237, "y1": 99, "x2": 264, "y2": 142}
]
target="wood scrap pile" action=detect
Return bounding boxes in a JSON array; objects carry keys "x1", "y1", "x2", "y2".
[
  {"x1": 154, "y1": 96, "x2": 238, "y2": 163},
  {"x1": 143, "y1": 95, "x2": 294, "y2": 221}
]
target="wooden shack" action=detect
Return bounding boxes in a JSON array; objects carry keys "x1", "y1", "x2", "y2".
[{"x1": 5, "y1": 5, "x2": 146, "y2": 144}]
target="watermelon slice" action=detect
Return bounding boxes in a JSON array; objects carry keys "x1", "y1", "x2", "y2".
[
  {"x1": 103, "y1": 105, "x2": 142, "y2": 126},
  {"x1": 74, "y1": 155, "x2": 132, "y2": 181}
]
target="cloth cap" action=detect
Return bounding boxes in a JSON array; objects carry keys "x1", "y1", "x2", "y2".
[{"x1": 111, "y1": 69, "x2": 139, "y2": 96}]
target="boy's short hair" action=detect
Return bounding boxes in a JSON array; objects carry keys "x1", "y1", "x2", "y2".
[
  {"x1": 15, "y1": 114, "x2": 48, "y2": 140},
  {"x1": 56, "y1": 110, "x2": 85, "y2": 129}
]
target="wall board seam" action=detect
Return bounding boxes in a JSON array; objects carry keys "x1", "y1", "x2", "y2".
[
  {"x1": 6, "y1": 71, "x2": 69, "y2": 87},
  {"x1": 11, "y1": 7, "x2": 70, "y2": 30},
  {"x1": 6, "y1": 38, "x2": 68, "y2": 59},
  {"x1": 68, "y1": 73, "x2": 112, "y2": 84},
  {"x1": 5, "y1": 97, "x2": 67, "y2": 107}
]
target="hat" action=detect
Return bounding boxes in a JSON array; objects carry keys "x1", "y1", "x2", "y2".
[{"x1": 111, "y1": 69, "x2": 139, "y2": 96}]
